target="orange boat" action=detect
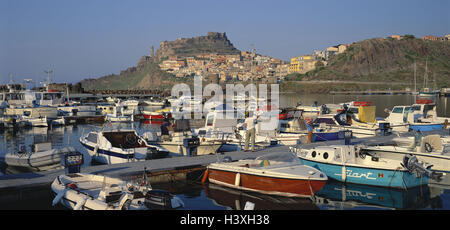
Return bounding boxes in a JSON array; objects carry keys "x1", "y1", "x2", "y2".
[{"x1": 204, "y1": 152, "x2": 327, "y2": 197}]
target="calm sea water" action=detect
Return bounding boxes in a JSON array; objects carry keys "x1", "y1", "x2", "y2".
[{"x1": 0, "y1": 94, "x2": 449, "y2": 210}]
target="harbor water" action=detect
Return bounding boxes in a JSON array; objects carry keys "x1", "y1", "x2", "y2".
[{"x1": 0, "y1": 94, "x2": 449, "y2": 210}]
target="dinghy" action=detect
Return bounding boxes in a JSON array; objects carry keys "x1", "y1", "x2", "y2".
[
  {"x1": 4, "y1": 143, "x2": 78, "y2": 171},
  {"x1": 51, "y1": 173, "x2": 184, "y2": 210}
]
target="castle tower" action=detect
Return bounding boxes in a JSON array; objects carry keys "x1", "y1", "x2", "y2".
[{"x1": 150, "y1": 46, "x2": 154, "y2": 57}]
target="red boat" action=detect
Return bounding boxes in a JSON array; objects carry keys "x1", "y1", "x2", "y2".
[
  {"x1": 203, "y1": 152, "x2": 327, "y2": 197},
  {"x1": 415, "y1": 99, "x2": 433, "y2": 104},
  {"x1": 142, "y1": 110, "x2": 171, "y2": 120}
]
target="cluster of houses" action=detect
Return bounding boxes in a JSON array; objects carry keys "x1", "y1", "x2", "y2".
[
  {"x1": 158, "y1": 51, "x2": 290, "y2": 83},
  {"x1": 288, "y1": 44, "x2": 350, "y2": 74}
]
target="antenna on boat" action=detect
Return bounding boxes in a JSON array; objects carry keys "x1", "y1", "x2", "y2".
[{"x1": 43, "y1": 69, "x2": 53, "y2": 91}]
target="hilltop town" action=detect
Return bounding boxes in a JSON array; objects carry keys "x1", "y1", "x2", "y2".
[{"x1": 75, "y1": 32, "x2": 450, "y2": 93}]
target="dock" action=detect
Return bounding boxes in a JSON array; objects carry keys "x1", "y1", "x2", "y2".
[{"x1": 0, "y1": 134, "x2": 407, "y2": 190}]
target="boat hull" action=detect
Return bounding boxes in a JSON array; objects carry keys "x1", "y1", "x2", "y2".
[
  {"x1": 408, "y1": 123, "x2": 443, "y2": 132},
  {"x1": 80, "y1": 140, "x2": 141, "y2": 164},
  {"x1": 207, "y1": 168, "x2": 326, "y2": 197},
  {"x1": 159, "y1": 142, "x2": 222, "y2": 156},
  {"x1": 300, "y1": 159, "x2": 427, "y2": 189}
]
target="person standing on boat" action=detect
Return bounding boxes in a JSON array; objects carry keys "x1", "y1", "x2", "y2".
[
  {"x1": 160, "y1": 118, "x2": 171, "y2": 141},
  {"x1": 244, "y1": 113, "x2": 258, "y2": 152}
]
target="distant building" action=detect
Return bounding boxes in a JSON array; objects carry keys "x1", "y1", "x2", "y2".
[
  {"x1": 391, "y1": 35, "x2": 403, "y2": 40},
  {"x1": 445, "y1": 34, "x2": 450, "y2": 40},
  {"x1": 422, "y1": 35, "x2": 446, "y2": 41},
  {"x1": 289, "y1": 55, "x2": 317, "y2": 74}
]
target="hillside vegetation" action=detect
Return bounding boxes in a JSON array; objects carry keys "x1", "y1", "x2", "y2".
[{"x1": 302, "y1": 37, "x2": 450, "y2": 88}]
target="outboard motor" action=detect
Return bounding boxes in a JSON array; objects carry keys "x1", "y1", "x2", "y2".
[
  {"x1": 144, "y1": 189, "x2": 184, "y2": 210},
  {"x1": 183, "y1": 137, "x2": 200, "y2": 157},
  {"x1": 64, "y1": 151, "x2": 84, "y2": 174},
  {"x1": 338, "y1": 130, "x2": 353, "y2": 145},
  {"x1": 402, "y1": 154, "x2": 443, "y2": 181}
]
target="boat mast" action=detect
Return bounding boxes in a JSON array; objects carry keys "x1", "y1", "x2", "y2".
[
  {"x1": 423, "y1": 59, "x2": 428, "y2": 89},
  {"x1": 414, "y1": 60, "x2": 417, "y2": 94}
]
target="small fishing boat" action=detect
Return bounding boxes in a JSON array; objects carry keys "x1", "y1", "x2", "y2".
[
  {"x1": 384, "y1": 105, "x2": 444, "y2": 132},
  {"x1": 293, "y1": 144, "x2": 441, "y2": 189},
  {"x1": 204, "y1": 152, "x2": 327, "y2": 197},
  {"x1": 141, "y1": 109, "x2": 171, "y2": 120},
  {"x1": 155, "y1": 132, "x2": 223, "y2": 156},
  {"x1": 51, "y1": 173, "x2": 184, "y2": 210},
  {"x1": 80, "y1": 128, "x2": 169, "y2": 164},
  {"x1": 105, "y1": 113, "x2": 132, "y2": 122},
  {"x1": 51, "y1": 117, "x2": 66, "y2": 126},
  {"x1": 22, "y1": 116, "x2": 48, "y2": 127},
  {"x1": 4, "y1": 143, "x2": 78, "y2": 171},
  {"x1": 363, "y1": 134, "x2": 450, "y2": 173},
  {"x1": 0, "y1": 115, "x2": 28, "y2": 129}
]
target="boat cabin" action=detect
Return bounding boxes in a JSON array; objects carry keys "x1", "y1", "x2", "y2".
[{"x1": 101, "y1": 131, "x2": 147, "y2": 149}]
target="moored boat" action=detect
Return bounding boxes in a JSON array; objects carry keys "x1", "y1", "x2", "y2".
[
  {"x1": 51, "y1": 173, "x2": 184, "y2": 210},
  {"x1": 363, "y1": 134, "x2": 450, "y2": 173},
  {"x1": 292, "y1": 144, "x2": 441, "y2": 189},
  {"x1": 5, "y1": 143, "x2": 78, "y2": 171},
  {"x1": 204, "y1": 152, "x2": 327, "y2": 197},
  {"x1": 80, "y1": 128, "x2": 169, "y2": 164}
]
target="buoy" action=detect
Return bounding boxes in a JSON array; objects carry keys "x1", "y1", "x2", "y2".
[{"x1": 201, "y1": 169, "x2": 209, "y2": 183}]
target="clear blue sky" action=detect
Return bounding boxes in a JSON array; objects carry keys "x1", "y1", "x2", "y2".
[{"x1": 0, "y1": 0, "x2": 448, "y2": 84}]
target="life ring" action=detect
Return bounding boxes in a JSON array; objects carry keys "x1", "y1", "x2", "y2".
[{"x1": 424, "y1": 142, "x2": 433, "y2": 153}]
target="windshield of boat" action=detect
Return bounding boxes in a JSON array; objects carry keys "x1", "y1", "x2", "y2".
[{"x1": 254, "y1": 152, "x2": 301, "y2": 167}]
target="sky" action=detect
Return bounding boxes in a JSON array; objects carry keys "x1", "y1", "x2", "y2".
[{"x1": 0, "y1": 0, "x2": 448, "y2": 85}]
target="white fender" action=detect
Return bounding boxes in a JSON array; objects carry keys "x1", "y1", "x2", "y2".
[
  {"x1": 52, "y1": 189, "x2": 67, "y2": 206},
  {"x1": 118, "y1": 193, "x2": 132, "y2": 210},
  {"x1": 94, "y1": 146, "x2": 99, "y2": 156},
  {"x1": 73, "y1": 197, "x2": 87, "y2": 210},
  {"x1": 235, "y1": 173, "x2": 241, "y2": 187}
]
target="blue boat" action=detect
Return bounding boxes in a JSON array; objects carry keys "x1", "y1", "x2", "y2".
[
  {"x1": 292, "y1": 144, "x2": 438, "y2": 189},
  {"x1": 408, "y1": 123, "x2": 444, "y2": 132}
]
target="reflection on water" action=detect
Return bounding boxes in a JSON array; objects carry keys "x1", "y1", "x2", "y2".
[{"x1": 1, "y1": 179, "x2": 448, "y2": 210}]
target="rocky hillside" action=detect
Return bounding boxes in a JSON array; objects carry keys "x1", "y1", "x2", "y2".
[
  {"x1": 304, "y1": 37, "x2": 450, "y2": 88},
  {"x1": 80, "y1": 32, "x2": 240, "y2": 91},
  {"x1": 155, "y1": 32, "x2": 240, "y2": 60}
]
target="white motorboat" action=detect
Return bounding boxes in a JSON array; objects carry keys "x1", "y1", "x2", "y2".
[
  {"x1": 153, "y1": 132, "x2": 223, "y2": 156},
  {"x1": 51, "y1": 173, "x2": 184, "y2": 210},
  {"x1": 363, "y1": 134, "x2": 450, "y2": 173},
  {"x1": 22, "y1": 116, "x2": 48, "y2": 127},
  {"x1": 80, "y1": 128, "x2": 169, "y2": 164},
  {"x1": 51, "y1": 117, "x2": 66, "y2": 126},
  {"x1": 4, "y1": 143, "x2": 78, "y2": 171},
  {"x1": 57, "y1": 105, "x2": 98, "y2": 117},
  {"x1": 5, "y1": 105, "x2": 58, "y2": 119}
]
